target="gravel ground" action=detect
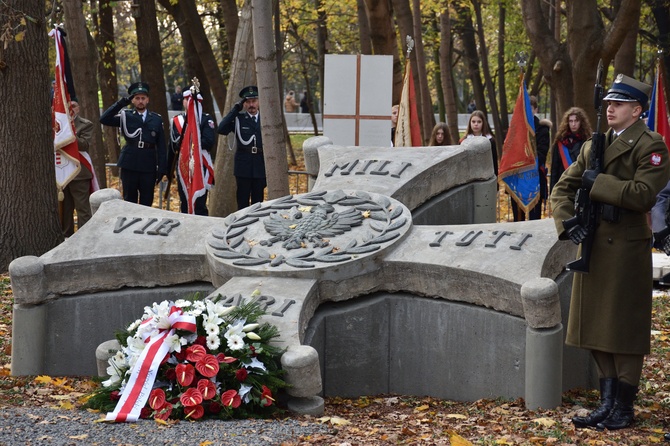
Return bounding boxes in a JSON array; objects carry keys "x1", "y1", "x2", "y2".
[{"x1": 0, "y1": 407, "x2": 333, "y2": 446}]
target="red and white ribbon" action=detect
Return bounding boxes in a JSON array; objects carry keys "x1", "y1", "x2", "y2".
[{"x1": 105, "y1": 306, "x2": 196, "y2": 422}]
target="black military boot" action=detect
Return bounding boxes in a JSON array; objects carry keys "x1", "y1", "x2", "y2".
[
  {"x1": 596, "y1": 381, "x2": 637, "y2": 431},
  {"x1": 572, "y1": 378, "x2": 617, "y2": 428}
]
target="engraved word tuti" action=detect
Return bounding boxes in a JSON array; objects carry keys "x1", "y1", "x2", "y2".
[{"x1": 429, "y1": 230, "x2": 532, "y2": 250}]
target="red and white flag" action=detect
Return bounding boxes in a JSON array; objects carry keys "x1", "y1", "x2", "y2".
[
  {"x1": 50, "y1": 26, "x2": 81, "y2": 199},
  {"x1": 395, "y1": 62, "x2": 422, "y2": 147},
  {"x1": 177, "y1": 91, "x2": 207, "y2": 214}
]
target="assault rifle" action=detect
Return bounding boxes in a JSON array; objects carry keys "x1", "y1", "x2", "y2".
[{"x1": 561, "y1": 60, "x2": 606, "y2": 273}]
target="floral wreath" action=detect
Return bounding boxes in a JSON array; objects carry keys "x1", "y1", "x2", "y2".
[{"x1": 84, "y1": 294, "x2": 287, "y2": 422}]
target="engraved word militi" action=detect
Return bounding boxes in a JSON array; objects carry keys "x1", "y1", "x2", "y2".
[{"x1": 324, "y1": 159, "x2": 412, "y2": 178}]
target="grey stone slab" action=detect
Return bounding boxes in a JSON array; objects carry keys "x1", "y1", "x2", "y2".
[
  {"x1": 381, "y1": 219, "x2": 574, "y2": 322},
  {"x1": 311, "y1": 137, "x2": 494, "y2": 213},
  {"x1": 12, "y1": 283, "x2": 214, "y2": 376},
  {"x1": 10, "y1": 198, "x2": 223, "y2": 305}
]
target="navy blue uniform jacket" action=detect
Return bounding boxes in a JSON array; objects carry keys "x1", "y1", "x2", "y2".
[
  {"x1": 217, "y1": 108, "x2": 266, "y2": 179},
  {"x1": 100, "y1": 99, "x2": 167, "y2": 175}
]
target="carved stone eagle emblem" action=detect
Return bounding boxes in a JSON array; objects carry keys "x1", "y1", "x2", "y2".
[{"x1": 261, "y1": 204, "x2": 363, "y2": 249}]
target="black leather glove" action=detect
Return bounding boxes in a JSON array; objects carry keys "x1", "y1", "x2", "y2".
[
  {"x1": 582, "y1": 169, "x2": 598, "y2": 189},
  {"x1": 566, "y1": 224, "x2": 588, "y2": 245},
  {"x1": 662, "y1": 235, "x2": 670, "y2": 256},
  {"x1": 119, "y1": 96, "x2": 131, "y2": 107},
  {"x1": 233, "y1": 98, "x2": 246, "y2": 111}
]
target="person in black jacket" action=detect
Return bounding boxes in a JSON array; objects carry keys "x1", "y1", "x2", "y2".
[
  {"x1": 217, "y1": 85, "x2": 266, "y2": 210},
  {"x1": 167, "y1": 91, "x2": 217, "y2": 215},
  {"x1": 100, "y1": 82, "x2": 167, "y2": 206},
  {"x1": 511, "y1": 95, "x2": 552, "y2": 220}
]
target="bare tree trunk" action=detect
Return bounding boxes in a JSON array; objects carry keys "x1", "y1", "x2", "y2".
[
  {"x1": 1, "y1": 0, "x2": 63, "y2": 270},
  {"x1": 473, "y1": 0, "x2": 501, "y2": 150},
  {"x1": 158, "y1": 0, "x2": 215, "y2": 116},
  {"x1": 135, "y1": 0, "x2": 169, "y2": 138},
  {"x1": 62, "y1": 0, "x2": 106, "y2": 187},
  {"x1": 613, "y1": 3, "x2": 640, "y2": 76},
  {"x1": 252, "y1": 0, "x2": 289, "y2": 199},
  {"x1": 439, "y1": 3, "x2": 459, "y2": 142},
  {"x1": 357, "y1": 0, "x2": 372, "y2": 55},
  {"x1": 497, "y1": 1, "x2": 509, "y2": 139},
  {"x1": 180, "y1": 0, "x2": 228, "y2": 114},
  {"x1": 220, "y1": 0, "x2": 239, "y2": 58},
  {"x1": 453, "y1": 2, "x2": 486, "y2": 116},
  {"x1": 364, "y1": 0, "x2": 403, "y2": 104},
  {"x1": 411, "y1": 0, "x2": 434, "y2": 143},
  {"x1": 274, "y1": 0, "x2": 296, "y2": 166},
  {"x1": 392, "y1": 0, "x2": 423, "y2": 121},
  {"x1": 648, "y1": 0, "x2": 670, "y2": 95},
  {"x1": 210, "y1": 2, "x2": 255, "y2": 217},
  {"x1": 521, "y1": 0, "x2": 640, "y2": 123},
  {"x1": 94, "y1": 0, "x2": 120, "y2": 175},
  {"x1": 315, "y1": 0, "x2": 327, "y2": 114}
]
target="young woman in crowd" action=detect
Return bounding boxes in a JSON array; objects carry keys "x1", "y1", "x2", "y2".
[
  {"x1": 549, "y1": 107, "x2": 592, "y2": 193},
  {"x1": 460, "y1": 110, "x2": 498, "y2": 175},
  {"x1": 428, "y1": 122, "x2": 453, "y2": 146}
]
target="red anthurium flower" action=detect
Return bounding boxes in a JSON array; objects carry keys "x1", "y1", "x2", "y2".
[
  {"x1": 175, "y1": 363, "x2": 195, "y2": 386},
  {"x1": 149, "y1": 388, "x2": 166, "y2": 410},
  {"x1": 154, "y1": 402, "x2": 173, "y2": 421},
  {"x1": 216, "y1": 353, "x2": 237, "y2": 364},
  {"x1": 180, "y1": 387, "x2": 203, "y2": 407},
  {"x1": 186, "y1": 344, "x2": 207, "y2": 362},
  {"x1": 261, "y1": 385, "x2": 274, "y2": 407},
  {"x1": 197, "y1": 379, "x2": 217, "y2": 400},
  {"x1": 184, "y1": 404, "x2": 205, "y2": 420},
  {"x1": 221, "y1": 389, "x2": 241, "y2": 408},
  {"x1": 235, "y1": 368, "x2": 248, "y2": 382},
  {"x1": 195, "y1": 354, "x2": 220, "y2": 378}
]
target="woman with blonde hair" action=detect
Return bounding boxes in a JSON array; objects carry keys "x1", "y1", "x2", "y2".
[
  {"x1": 428, "y1": 122, "x2": 453, "y2": 146},
  {"x1": 549, "y1": 107, "x2": 592, "y2": 193},
  {"x1": 460, "y1": 110, "x2": 498, "y2": 175}
]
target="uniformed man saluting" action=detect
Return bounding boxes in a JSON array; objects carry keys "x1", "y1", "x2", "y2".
[
  {"x1": 217, "y1": 85, "x2": 266, "y2": 210},
  {"x1": 100, "y1": 82, "x2": 167, "y2": 206}
]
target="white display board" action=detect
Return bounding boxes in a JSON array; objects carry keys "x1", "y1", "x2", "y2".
[{"x1": 323, "y1": 54, "x2": 393, "y2": 146}]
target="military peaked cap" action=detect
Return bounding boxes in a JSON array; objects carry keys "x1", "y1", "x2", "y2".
[
  {"x1": 128, "y1": 82, "x2": 150, "y2": 97},
  {"x1": 603, "y1": 74, "x2": 651, "y2": 108},
  {"x1": 239, "y1": 85, "x2": 259, "y2": 99}
]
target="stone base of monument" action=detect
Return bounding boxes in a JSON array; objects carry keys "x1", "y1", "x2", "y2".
[{"x1": 304, "y1": 274, "x2": 596, "y2": 410}]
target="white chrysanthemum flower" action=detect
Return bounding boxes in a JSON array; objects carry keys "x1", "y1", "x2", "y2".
[
  {"x1": 226, "y1": 334, "x2": 245, "y2": 351},
  {"x1": 166, "y1": 333, "x2": 187, "y2": 353},
  {"x1": 206, "y1": 334, "x2": 220, "y2": 350},
  {"x1": 239, "y1": 383, "x2": 252, "y2": 403},
  {"x1": 174, "y1": 299, "x2": 192, "y2": 308},
  {"x1": 205, "y1": 323, "x2": 219, "y2": 336},
  {"x1": 126, "y1": 318, "x2": 142, "y2": 332}
]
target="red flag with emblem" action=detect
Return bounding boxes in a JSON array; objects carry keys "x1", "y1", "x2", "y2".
[
  {"x1": 50, "y1": 26, "x2": 81, "y2": 200},
  {"x1": 177, "y1": 91, "x2": 206, "y2": 214},
  {"x1": 648, "y1": 59, "x2": 670, "y2": 152}
]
